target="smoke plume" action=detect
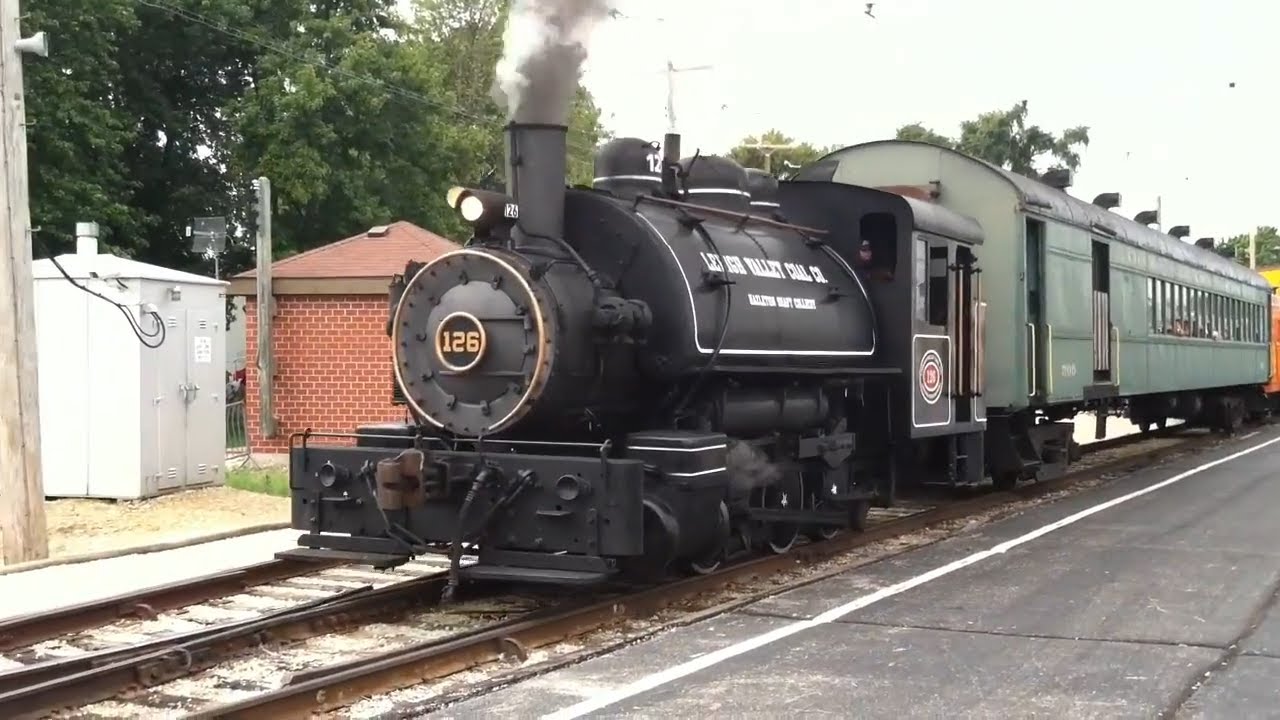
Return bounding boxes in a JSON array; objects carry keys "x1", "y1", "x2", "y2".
[
  {"x1": 492, "y1": 0, "x2": 616, "y2": 125},
  {"x1": 726, "y1": 440, "x2": 783, "y2": 496}
]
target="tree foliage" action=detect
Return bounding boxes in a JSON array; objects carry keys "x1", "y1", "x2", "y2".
[
  {"x1": 25, "y1": 0, "x2": 142, "y2": 257},
  {"x1": 728, "y1": 129, "x2": 837, "y2": 177},
  {"x1": 1215, "y1": 226, "x2": 1280, "y2": 268},
  {"x1": 896, "y1": 100, "x2": 1091, "y2": 176},
  {"x1": 24, "y1": 0, "x2": 608, "y2": 280}
]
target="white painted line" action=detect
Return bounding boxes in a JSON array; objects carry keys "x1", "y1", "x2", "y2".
[{"x1": 542, "y1": 433, "x2": 1280, "y2": 720}]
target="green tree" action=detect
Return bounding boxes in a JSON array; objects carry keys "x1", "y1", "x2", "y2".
[
  {"x1": 117, "y1": 0, "x2": 292, "y2": 276},
  {"x1": 24, "y1": 0, "x2": 143, "y2": 258},
  {"x1": 728, "y1": 129, "x2": 836, "y2": 176},
  {"x1": 1215, "y1": 226, "x2": 1280, "y2": 268},
  {"x1": 26, "y1": 0, "x2": 608, "y2": 278},
  {"x1": 895, "y1": 100, "x2": 1090, "y2": 175},
  {"x1": 410, "y1": 0, "x2": 606, "y2": 189},
  {"x1": 231, "y1": 0, "x2": 480, "y2": 253}
]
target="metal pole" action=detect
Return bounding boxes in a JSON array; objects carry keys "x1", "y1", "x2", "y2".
[
  {"x1": 0, "y1": 0, "x2": 48, "y2": 563},
  {"x1": 255, "y1": 177, "x2": 276, "y2": 439}
]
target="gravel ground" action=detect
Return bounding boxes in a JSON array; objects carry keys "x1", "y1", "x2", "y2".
[{"x1": 2, "y1": 486, "x2": 291, "y2": 564}]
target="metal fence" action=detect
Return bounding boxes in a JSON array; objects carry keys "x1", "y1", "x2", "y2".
[{"x1": 226, "y1": 400, "x2": 249, "y2": 465}]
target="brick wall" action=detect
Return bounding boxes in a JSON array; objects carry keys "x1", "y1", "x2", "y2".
[{"x1": 243, "y1": 294, "x2": 408, "y2": 454}]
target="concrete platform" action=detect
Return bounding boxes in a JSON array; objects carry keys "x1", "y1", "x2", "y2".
[
  {"x1": 0, "y1": 528, "x2": 300, "y2": 621},
  {"x1": 437, "y1": 427, "x2": 1280, "y2": 719}
]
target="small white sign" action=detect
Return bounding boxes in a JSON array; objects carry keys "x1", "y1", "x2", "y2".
[{"x1": 194, "y1": 335, "x2": 212, "y2": 364}]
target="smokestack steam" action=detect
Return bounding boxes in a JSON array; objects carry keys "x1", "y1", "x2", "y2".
[{"x1": 492, "y1": 0, "x2": 616, "y2": 125}]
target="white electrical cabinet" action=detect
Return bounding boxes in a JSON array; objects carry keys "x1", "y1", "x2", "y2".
[{"x1": 32, "y1": 235, "x2": 230, "y2": 500}]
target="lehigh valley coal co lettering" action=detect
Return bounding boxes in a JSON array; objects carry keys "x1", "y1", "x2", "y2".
[{"x1": 698, "y1": 251, "x2": 826, "y2": 311}]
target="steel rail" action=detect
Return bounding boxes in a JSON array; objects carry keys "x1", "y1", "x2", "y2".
[
  {"x1": 0, "y1": 570, "x2": 454, "y2": 720},
  {"x1": 202, "y1": 428, "x2": 1219, "y2": 720},
  {"x1": 0, "y1": 557, "x2": 342, "y2": 652}
]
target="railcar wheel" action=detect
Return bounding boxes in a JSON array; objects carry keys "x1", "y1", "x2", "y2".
[
  {"x1": 992, "y1": 471, "x2": 1018, "y2": 492},
  {"x1": 847, "y1": 499, "x2": 870, "y2": 532},
  {"x1": 684, "y1": 556, "x2": 722, "y2": 575},
  {"x1": 682, "y1": 501, "x2": 730, "y2": 575},
  {"x1": 804, "y1": 496, "x2": 842, "y2": 542},
  {"x1": 763, "y1": 473, "x2": 803, "y2": 554}
]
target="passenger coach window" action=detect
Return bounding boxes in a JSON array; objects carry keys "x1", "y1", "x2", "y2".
[{"x1": 1152, "y1": 278, "x2": 1162, "y2": 330}]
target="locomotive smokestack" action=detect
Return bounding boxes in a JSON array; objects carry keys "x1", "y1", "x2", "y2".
[
  {"x1": 491, "y1": 0, "x2": 617, "y2": 250},
  {"x1": 504, "y1": 122, "x2": 568, "y2": 248}
]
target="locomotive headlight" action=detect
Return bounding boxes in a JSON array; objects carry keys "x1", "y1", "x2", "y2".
[
  {"x1": 445, "y1": 186, "x2": 519, "y2": 234},
  {"x1": 459, "y1": 195, "x2": 485, "y2": 222}
]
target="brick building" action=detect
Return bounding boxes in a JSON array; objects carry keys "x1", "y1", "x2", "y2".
[{"x1": 227, "y1": 221, "x2": 458, "y2": 455}]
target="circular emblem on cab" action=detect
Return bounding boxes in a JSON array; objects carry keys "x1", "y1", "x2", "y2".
[
  {"x1": 919, "y1": 349, "x2": 944, "y2": 405},
  {"x1": 434, "y1": 311, "x2": 487, "y2": 373}
]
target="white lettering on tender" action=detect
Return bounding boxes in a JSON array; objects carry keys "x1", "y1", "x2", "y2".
[
  {"x1": 698, "y1": 251, "x2": 830, "y2": 288},
  {"x1": 747, "y1": 293, "x2": 818, "y2": 310}
]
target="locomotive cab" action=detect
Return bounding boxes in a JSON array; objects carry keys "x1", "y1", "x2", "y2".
[{"x1": 779, "y1": 177, "x2": 989, "y2": 488}]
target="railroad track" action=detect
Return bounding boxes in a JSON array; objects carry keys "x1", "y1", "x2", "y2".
[{"x1": 0, "y1": 427, "x2": 1223, "y2": 719}]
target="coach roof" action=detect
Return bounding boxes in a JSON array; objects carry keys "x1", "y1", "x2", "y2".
[{"x1": 817, "y1": 140, "x2": 1270, "y2": 290}]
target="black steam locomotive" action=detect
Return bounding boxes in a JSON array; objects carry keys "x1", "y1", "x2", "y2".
[{"x1": 281, "y1": 122, "x2": 989, "y2": 588}]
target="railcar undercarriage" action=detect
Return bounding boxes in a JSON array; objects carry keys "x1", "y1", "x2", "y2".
[{"x1": 280, "y1": 417, "x2": 884, "y2": 590}]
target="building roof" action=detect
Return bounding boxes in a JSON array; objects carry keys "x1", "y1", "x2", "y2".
[
  {"x1": 33, "y1": 247, "x2": 226, "y2": 287},
  {"x1": 227, "y1": 221, "x2": 460, "y2": 296}
]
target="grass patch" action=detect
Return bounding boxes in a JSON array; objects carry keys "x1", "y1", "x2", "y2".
[{"x1": 226, "y1": 468, "x2": 290, "y2": 497}]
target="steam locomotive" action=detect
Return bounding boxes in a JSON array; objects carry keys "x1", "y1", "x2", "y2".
[{"x1": 280, "y1": 122, "x2": 990, "y2": 588}]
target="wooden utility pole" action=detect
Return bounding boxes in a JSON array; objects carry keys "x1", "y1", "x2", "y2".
[
  {"x1": 0, "y1": 0, "x2": 48, "y2": 564},
  {"x1": 740, "y1": 142, "x2": 797, "y2": 174},
  {"x1": 664, "y1": 59, "x2": 712, "y2": 132}
]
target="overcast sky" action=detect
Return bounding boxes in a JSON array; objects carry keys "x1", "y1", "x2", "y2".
[{"x1": 574, "y1": 0, "x2": 1275, "y2": 241}]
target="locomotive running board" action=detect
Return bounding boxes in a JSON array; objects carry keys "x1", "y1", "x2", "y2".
[
  {"x1": 460, "y1": 564, "x2": 612, "y2": 586},
  {"x1": 275, "y1": 547, "x2": 410, "y2": 570},
  {"x1": 460, "y1": 548, "x2": 617, "y2": 587}
]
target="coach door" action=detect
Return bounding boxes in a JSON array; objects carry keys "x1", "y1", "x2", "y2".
[
  {"x1": 1091, "y1": 239, "x2": 1114, "y2": 384},
  {"x1": 1026, "y1": 219, "x2": 1047, "y2": 399}
]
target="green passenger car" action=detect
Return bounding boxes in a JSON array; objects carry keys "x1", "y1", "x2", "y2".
[{"x1": 797, "y1": 140, "x2": 1272, "y2": 485}]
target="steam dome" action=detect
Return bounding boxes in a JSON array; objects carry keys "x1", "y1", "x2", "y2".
[
  {"x1": 679, "y1": 155, "x2": 750, "y2": 212},
  {"x1": 745, "y1": 168, "x2": 780, "y2": 213},
  {"x1": 592, "y1": 137, "x2": 662, "y2": 200}
]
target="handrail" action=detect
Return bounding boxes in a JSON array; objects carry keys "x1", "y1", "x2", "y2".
[
  {"x1": 1026, "y1": 323, "x2": 1037, "y2": 396},
  {"x1": 1111, "y1": 324, "x2": 1121, "y2": 386},
  {"x1": 1046, "y1": 324, "x2": 1055, "y2": 395}
]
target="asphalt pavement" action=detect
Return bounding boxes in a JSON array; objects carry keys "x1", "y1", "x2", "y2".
[{"x1": 434, "y1": 427, "x2": 1280, "y2": 719}]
